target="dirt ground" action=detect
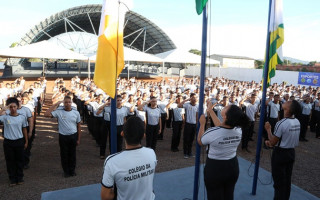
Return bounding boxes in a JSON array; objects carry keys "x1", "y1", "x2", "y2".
[{"x1": 0, "y1": 80, "x2": 319, "y2": 200}]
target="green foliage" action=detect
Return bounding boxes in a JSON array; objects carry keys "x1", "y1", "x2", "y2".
[
  {"x1": 9, "y1": 42, "x2": 18, "y2": 48},
  {"x1": 301, "y1": 67, "x2": 308, "y2": 72},
  {"x1": 254, "y1": 60, "x2": 264, "y2": 69},
  {"x1": 308, "y1": 61, "x2": 317, "y2": 66},
  {"x1": 189, "y1": 49, "x2": 201, "y2": 56}
]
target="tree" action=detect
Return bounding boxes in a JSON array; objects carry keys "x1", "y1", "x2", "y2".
[
  {"x1": 189, "y1": 49, "x2": 201, "y2": 56},
  {"x1": 9, "y1": 42, "x2": 18, "y2": 48},
  {"x1": 255, "y1": 60, "x2": 265, "y2": 69},
  {"x1": 308, "y1": 61, "x2": 317, "y2": 66}
]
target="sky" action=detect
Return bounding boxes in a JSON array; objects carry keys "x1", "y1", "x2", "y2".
[{"x1": 0, "y1": 0, "x2": 319, "y2": 62}]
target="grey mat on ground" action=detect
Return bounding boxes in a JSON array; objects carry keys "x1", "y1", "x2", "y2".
[{"x1": 41, "y1": 156, "x2": 319, "y2": 200}]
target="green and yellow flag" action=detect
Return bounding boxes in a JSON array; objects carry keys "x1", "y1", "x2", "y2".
[
  {"x1": 265, "y1": 0, "x2": 284, "y2": 86},
  {"x1": 94, "y1": 0, "x2": 127, "y2": 98},
  {"x1": 195, "y1": 0, "x2": 208, "y2": 15}
]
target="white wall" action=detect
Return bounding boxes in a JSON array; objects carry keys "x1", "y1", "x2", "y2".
[{"x1": 185, "y1": 67, "x2": 300, "y2": 85}]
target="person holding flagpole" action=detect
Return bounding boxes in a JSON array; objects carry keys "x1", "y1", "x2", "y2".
[{"x1": 197, "y1": 100, "x2": 249, "y2": 200}]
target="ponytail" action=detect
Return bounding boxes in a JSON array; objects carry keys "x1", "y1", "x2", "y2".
[{"x1": 225, "y1": 105, "x2": 250, "y2": 129}]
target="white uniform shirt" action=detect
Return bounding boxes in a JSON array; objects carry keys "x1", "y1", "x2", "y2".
[
  {"x1": 170, "y1": 103, "x2": 185, "y2": 122},
  {"x1": 243, "y1": 101, "x2": 259, "y2": 121},
  {"x1": 104, "y1": 106, "x2": 111, "y2": 121},
  {"x1": 89, "y1": 102, "x2": 104, "y2": 117},
  {"x1": 117, "y1": 107, "x2": 128, "y2": 126},
  {"x1": 135, "y1": 107, "x2": 146, "y2": 122},
  {"x1": 201, "y1": 126, "x2": 242, "y2": 160},
  {"x1": 157, "y1": 99, "x2": 168, "y2": 114},
  {"x1": 51, "y1": 109, "x2": 81, "y2": 135},
  {"x1": 300, "y1": 102, "x2": 312, "y2": 115},
  {"x1": 0, "y1": 114, "x2": 27, "y2": 140},
  {"x1": 183, "y1": 103, "x2": 198, "y2": 124},
  {"x1": 274, "y1": 118, "x2": 300, "y2": 148},
  {"x1": 268, "y1": 101, "x2": 280, "y2": 118},
  {"x1": 143, "y1": 106, "x2": 161, "y2": 125},
  {"x1": 102, "y1": 147, "x2": 157, "y2": 200},
  {"x1": 6, "y1": 107, "x2": 32, "y2": 126}
]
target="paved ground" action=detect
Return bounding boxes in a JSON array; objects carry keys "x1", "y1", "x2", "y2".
[
  {"x1": 41, "y1": 159, "x2": 319, "y2": 200},
  {"x1": 0, "y1": 81, "x2": 319, "y2": 200}
]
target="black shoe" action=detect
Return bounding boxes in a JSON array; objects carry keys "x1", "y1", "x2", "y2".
[
  {"x1": 171, "y1": 148, "x2": 179, "y2": 152},
  {"x1": 64, "y1": 173, "x2": 71, "y2": 178},
  {"x1": 9, "y1": 180, "x2": 17, "y2": 187},
  {"x1": 24, "y1": 164, "x2": 30, "y2": 170},
  {"x1": 249, "y1": 138, "x2": 254, "y2": 141},
  {"x1": 300, "y1": 138, "x2": 308, "y2": 142},
  {"x1": 70, "y1": 172, "x2": 77, "y2": 177},
  {"x1": 17, "y1": 179, "x2": 24, "y2": 185},
  {"x1": 188, "y1": 153, "x2": 195, "y2": 158}
]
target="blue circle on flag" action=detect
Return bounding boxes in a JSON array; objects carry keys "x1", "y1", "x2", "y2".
[{"x1": 307, "y1": 79, "x2": 312, "y2": 83}]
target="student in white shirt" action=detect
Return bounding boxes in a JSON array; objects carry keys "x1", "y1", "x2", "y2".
[
  {"x1": 298, "y1": 95, "x2": 312, "y2": 141},
  {"x1": 197, "y1": 101, "x2": 249, "y2": 200},
  {"x1": 138, "y1": 96, "x2": 161, "y2": 151},
  {"x1": 0, "y1": 97, "x2": 28, "y2": 186},
  {"x1": 101, "y1": 117, "x2": 157, "y2": 200},
  {"x1": 264, "y1": 100, "x2": 302, "y2": 200}
]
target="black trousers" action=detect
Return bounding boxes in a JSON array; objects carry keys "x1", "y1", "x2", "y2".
[
  {"x1": 310, "y1": 109, "x2": 317, "y2": 131},
  {"x1": 269, "y1": 117, "x2": 278, "y2": 134},
  {"x1": 183, "y1": 122, "x2": 196, "y2": 155},
  {"x1": 37, "y1": 97, "x2": 42, "y2": 116},
  {"x1": 204, "y1": 156, "x2": 239, "y2": 200},
  {"x1": 100, "y1": 121, "x2": 110, "y2": 156},
  {"x1": 146, "y1": 124, "x2": 159, "y2": 151},
  {"x1": 242, "y1": 121, "x2": 254, "y2": 149},
  {"x1": 315, "y1": 111, "x2": 320, "y2": 137},
  {"x1": 271, "y1": 147, "x2": 295, "y2": 200},
  {"x1": 87, "y1": 112, "x2": 94, "y2": 135},
  {"x1": 299, "y1": 114, "x2": 310, "y2": 139},
  {"x1": 93, "y1": 117, "x2": 104, "y2": 145},
  {"x1": 166, "y1": 109, "x2": 173, "y2": 128},
  {"x1": 59, "y1": 133, "x2": 78, "y2": 175},
  {"x1": 171, "y1": 121, "x2": 183, "y2": 150},
  {"x1": 158, "y1": 113, "x2": 167, "y2": 139},
  {"x1": 3, "y1": 138, "x2": 25, "y2": 182},
  {"x1": 24, "y1": 126, "x2": 34, "y2": 166}
]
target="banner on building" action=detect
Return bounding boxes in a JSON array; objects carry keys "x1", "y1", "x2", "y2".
[{"x1": 298, "y1": 72, "x2": 320, "y2": 86}]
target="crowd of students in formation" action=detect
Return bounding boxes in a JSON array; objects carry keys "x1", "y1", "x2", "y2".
[
  {"x1": 0, "y1": 76, "x2": 46, "y2": 186},
  {"x1": 1, "y1": 75, "x2": 319, "y2": 199}
]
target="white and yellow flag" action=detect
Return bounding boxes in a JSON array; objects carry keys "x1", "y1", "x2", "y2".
[
  {"x1": 265, "y1": 0, "x2": 284, "y2": 86},
  {"x1": 94, "y1": 0, "x2": 131, "y2": 98}
]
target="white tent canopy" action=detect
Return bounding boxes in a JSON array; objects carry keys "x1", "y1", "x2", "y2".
[
  {"x1": 0, "y1": 40, "x2": 88, "y2": 60},
  {"x1": 155, "y1": 49, "x2": 220, "y2": 65},
  {"x1": 89, "y1": 47, "x2": 163, "y2": 63}
]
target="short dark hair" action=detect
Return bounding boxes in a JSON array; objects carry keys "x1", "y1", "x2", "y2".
[
  {"x1": 290, "y1": 100, "x2": 302, "y2": 117},
  {"x1": 225, "y1": 105, "x2": 250, "y2": 129},
  {"x1": 6, "y1": 97, "x2": 19, "y2": 107},
  {"x1": 64, "y1": 95, "x2": 72, "y2": 101},
  {"x1": 123, "y1": 117, "x2": 145, "y2": 145}
]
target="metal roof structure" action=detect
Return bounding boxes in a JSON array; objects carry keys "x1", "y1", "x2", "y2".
[{"x1": 18, "y1": 4, "x2": 176, "y2": 55}]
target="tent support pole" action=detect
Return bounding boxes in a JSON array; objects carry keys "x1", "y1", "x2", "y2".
[{"x1": 88, "y1": 58, "x2": 90, "y2": 79}]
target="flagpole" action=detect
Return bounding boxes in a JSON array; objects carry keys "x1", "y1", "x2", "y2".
[
  {"x1": 110, "y1": 0, "x2": 122, "y2": 155},
  {"x1": 251, "y1": 0, "x2": 273, "y2": 195},
  {"x1": 193, "y1": 3, "x2": 208, "y2": 200}
]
